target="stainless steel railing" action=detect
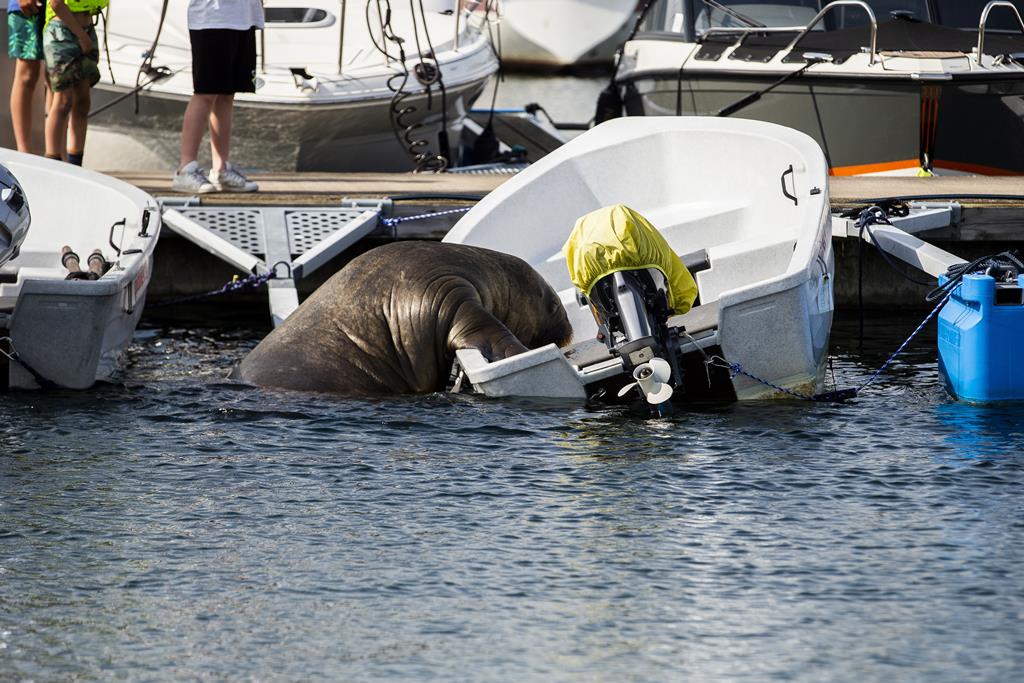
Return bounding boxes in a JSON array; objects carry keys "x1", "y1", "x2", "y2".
[
  {"x1": 783, "y1": 0, "x2": 877, "y2": 66},
  {"x1": 697, "y1": 1, "x2": 878, "y2": 66},
  {"x1": 976, "y1": 1, "x2": 1024, "y2": 64}
]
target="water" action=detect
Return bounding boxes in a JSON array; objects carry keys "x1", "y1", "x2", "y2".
[{"x1": 2, "y1": 315, "x2": 1023, "y2": 682}]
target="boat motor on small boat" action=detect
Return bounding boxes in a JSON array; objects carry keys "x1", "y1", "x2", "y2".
[
  {"x1": 565, "y1": 204, "x2": 700, "y2": 409},
  {"x1": 0, "y1": 165, "x2": 30, "y2": 269}
]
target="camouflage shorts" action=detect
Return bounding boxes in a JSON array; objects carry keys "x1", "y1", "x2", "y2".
[
  {"x1": 43, "y1": 20, "x2": 99, "y2": 92},
  {"x1": 7, "y1": 11, "x2": 44, "y2": 61}
]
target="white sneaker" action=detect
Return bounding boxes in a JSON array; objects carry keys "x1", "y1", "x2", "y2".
[
  {"x1": 172, "y1": 161, "x2": 217, "y2": 194},
  {"x1": 211, "y1": 162, "x2": 259, "y2": 193}
]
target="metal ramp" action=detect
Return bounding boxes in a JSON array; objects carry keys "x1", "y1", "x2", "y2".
[{"x1": 159, "y1": 197, "x2": 383, "y2": 326}]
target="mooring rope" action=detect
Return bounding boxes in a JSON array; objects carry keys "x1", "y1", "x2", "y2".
[
  {"x1": 148, "y1": 262, "x2": 290, "y2": 309},
  {"x1": 710, "y1": 267, "x2": 954, "y2": 402},
  {"x1": 380, "y1": 206, "x2": 471, "y2": 227}
]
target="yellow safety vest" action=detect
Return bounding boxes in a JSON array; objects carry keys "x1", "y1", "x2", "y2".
[{"x1": 45, "y1": 0, "x2": 109, "y2": 26}]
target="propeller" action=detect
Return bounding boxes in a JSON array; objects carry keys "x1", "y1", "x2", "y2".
[{"x1": 617, "y1": 357, "x2": 674, "y2": 405}]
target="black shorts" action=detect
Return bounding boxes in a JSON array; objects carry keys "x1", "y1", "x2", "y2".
[{"x1": 190, "y1": 28, "x2": 257, "y2": 95}]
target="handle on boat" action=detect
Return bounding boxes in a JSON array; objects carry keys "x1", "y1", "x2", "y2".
[
  {"x1": 109, "y1": 218, "x2": 126, "y2": 257},
  {"x1": 781, "y1": 165, "x2": 798, "y2": 206}
]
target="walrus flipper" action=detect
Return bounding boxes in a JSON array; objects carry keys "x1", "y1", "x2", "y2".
[{"x1": 448, "y1": 300, "x2": 529, "y2": 362}]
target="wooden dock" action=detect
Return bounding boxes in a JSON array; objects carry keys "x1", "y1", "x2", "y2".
[
  {"x1": 115, "y1": 171, "x2": 509, "y2": 205},
  {"x1": 123, "y1": 170, "x2": 1024, "y2": 318},
  {"x1": 116, "y1": 170, "x2": 1024, "y2": 240}
]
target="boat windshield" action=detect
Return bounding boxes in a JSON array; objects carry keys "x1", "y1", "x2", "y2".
[
  {"x1": 638, "y1": 1, "x2": 1023, "y2": 36},
  {"x1": 934, "y1": 0, "x2": 1024, "y2": 30}
]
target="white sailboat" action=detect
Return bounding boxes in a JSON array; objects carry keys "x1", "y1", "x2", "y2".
[{"x1": 87, "y1": 0, "x2": 499, "y2": 172}]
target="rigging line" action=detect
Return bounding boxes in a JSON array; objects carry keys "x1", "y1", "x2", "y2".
[{"x1": 134, "y1": 0, "x2": 170, "y2": 115}]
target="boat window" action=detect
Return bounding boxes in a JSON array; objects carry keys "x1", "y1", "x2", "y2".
[
  {"x1": 265, "y1": 8, "x2": 331, "y2": 24},
  {"x1": 693, "y1": 1, "x2": 820, "y2": 33},
  {"x1": 828, "y1": 1, "x2": 931, "y2": 28},
  {"x1": 639, "y1": 0, "x2": 689, "y2": 33},
  {"x1": 934, "y1": 0, "x2": 1024, "y2": 30}
]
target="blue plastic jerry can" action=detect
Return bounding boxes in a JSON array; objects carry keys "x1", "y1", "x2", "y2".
[{"x1": 937, "y1": 273, "x2": 1024, "y2": 403}]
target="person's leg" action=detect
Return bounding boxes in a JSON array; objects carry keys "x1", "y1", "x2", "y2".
[
  {"x1": 208, "y1": 94, "x2": 234, "y2": 173},
  {"x1": 179, "y1": 93, "x2": 216, "y2": 169},
  {"x1": 10, "y1": 59, "x2": 41, "y2": 153},
  {"x1": 44, "y1": 88, "x2": 73, "y2": 160},
  {"x1": 66, "y1": 79, "x2": 91, "y2": 165}
]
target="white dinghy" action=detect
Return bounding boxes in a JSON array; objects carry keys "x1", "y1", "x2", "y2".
[
  {"x1": 444, "y1": 116, "x2": 835, "y2": 403},
  {"x1": 0, "y1": 151, "x2": 161, "y2": 390},
  {"x1": 88, "y1": 0, "x2": 499, "y2": 172}
]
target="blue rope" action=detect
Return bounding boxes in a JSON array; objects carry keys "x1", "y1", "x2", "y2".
[
  {"x1": 380, "y1": 206, "x2": 471, "y2": 227},
  {"x1": 707, "y1": 289, "x2": 953, "y2": 402},
  {"x1": 148, "y1": 261, "x2": 289, "y2": 308},
  {"x1": 855, "y1": 288, "x2": 952, "y2": 392}
]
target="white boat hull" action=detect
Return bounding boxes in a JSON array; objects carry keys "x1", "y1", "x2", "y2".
[
  {"x1": 87, "y1": 78, "x2": 489, "y2": 172},
  {"x1": 496, "y1": 0, "x2": 636, "y2": 68},
  {"x1": 445, "y1": 116, "x2": 834, "y2": 401},
  {"x1": 87, "y1": 0, "x2": 498, "y2": 172},
  {"x1": 0, "y1": 152, "x2": 161, "y2": 389}
]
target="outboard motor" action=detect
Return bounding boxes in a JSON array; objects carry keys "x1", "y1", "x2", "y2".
[
  {"x1": 565, "y1": 204, "x2": 698, "y2": 413},
  {"x1": 586, "y1": 268, "x2": 681, "y2": 407},
  {"x1": 0, "y1": 164, "x2": 30, "y2": 269}
]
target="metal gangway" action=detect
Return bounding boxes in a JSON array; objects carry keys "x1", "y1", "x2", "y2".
[{"x1": 159, "y1": 196, "x2": 385, "y2": 326}]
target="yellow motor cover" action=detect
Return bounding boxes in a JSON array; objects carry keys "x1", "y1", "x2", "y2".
[{"x1": 564, "y1": 204, "x2": 698, "y2": 315}]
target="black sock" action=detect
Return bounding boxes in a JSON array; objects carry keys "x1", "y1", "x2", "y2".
[{"x1": 67, "y1": 152, "x2": 84, "y2": 166}]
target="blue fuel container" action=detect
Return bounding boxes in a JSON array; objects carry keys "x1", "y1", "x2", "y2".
[{"x1": 937, "y1": 273, "x2": 1024, "y2": 403}]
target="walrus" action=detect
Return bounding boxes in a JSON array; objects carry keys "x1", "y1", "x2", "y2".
[{"x1": 234, "y1": 241, "x2": 574, "y2": 395}]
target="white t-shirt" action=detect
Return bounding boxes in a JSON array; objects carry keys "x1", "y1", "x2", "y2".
[{"x1": 188, "y1": 0, "x2": 265, "y2": 31}]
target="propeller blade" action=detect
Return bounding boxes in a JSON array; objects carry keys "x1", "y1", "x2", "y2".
[
  {"x1": 644, "y1": 381, "x2": 674, "y2": 405},
  {"x1": 617, "y1": 382, "x2": 638, "y2": 398},
  {"x1": 648, "y1": 357, "x2": 672, "y2": 383}
]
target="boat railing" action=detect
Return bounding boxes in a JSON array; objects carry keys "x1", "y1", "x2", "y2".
[
  {"x1": 696, "y1": 1, "x2": 877, "y2": 66},
  {"x1": 338, "y1": 0, "x2": 347, "y2": 73},
  {"x1": 783, "y1": 0, "x2": 877, "y2": 66},
  {"x1": 976, "y1": 1, "x2": 1024, "y2": 63}
]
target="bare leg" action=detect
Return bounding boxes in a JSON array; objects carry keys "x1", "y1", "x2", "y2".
[
  {"x1": 178, "y1": 93, "x2": 216, "y2": 170},
  {"x1": 208, "y1": 94, "x2": 234, "y2": 173},
  {"x1": 10, "y1": 59, "x2": 41, "y2": 153},
  {"x1": 66, "y1": 79, "x2": 91, "y2": 160},
  {"x1": 45, "y1": 88, "x2": 74, "y2": 160}
]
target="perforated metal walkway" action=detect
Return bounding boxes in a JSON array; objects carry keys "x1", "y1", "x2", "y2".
[{"x1": 159, "y1": 198, "x2": 384, "y2": 326}]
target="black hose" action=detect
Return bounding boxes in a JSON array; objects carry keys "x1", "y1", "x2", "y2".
[
  {"x1": 926, "y1": 250, "x2": 1023, "y2": 303},
  {"x1": 134, "y1": 0, "x2": 170, "y2": 115}
]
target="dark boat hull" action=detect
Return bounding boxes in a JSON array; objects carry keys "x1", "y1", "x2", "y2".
[{"x1": 622, "y1": 71, "x2": 1024, "y2": 175}]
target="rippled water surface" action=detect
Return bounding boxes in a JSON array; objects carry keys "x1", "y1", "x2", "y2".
[{"x1": 2, "y1": 315, "x2": 1022, "y2": 682}]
